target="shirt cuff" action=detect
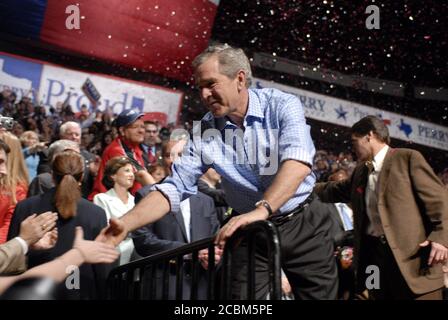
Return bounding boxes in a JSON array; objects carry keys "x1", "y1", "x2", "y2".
[
  {"x1": 15, "y1": 236, "x2": 29, "y2": 255},
  {"x1": 154, "y1": 183, "x2": 180, "y2": 213},
  {"x1": 280, "y1": 147, "x2": 314, "y2": 167}
]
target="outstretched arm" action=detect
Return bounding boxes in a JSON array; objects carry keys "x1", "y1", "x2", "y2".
[{"x1": 0, "y1": 227, "x2": 118, "y2": 296}]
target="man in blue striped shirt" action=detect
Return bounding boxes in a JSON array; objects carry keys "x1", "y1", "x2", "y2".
[{"x1": 103, "y1": 44, "x2": 338, "y2": 299}]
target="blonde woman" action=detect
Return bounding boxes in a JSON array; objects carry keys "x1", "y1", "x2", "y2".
[
  {"x1": 0, "y1": 132, "x2": 29, "y2": 243},
  {"x1": 20, "y1": 130, "x2": 47, "y2": 181}
]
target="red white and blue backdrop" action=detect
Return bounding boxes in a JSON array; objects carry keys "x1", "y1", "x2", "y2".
[{"x1": 0, "y1": 0, "x2": 220, "y2": 82}]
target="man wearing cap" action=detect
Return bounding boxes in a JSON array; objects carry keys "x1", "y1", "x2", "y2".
[{"x1": 89, "y1": 109, "x2": 155, "y2": 200}]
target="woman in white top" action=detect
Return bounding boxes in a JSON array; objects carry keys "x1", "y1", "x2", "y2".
[{"x1": 93, "y1": 156, "x2": 136, "y2": 265}]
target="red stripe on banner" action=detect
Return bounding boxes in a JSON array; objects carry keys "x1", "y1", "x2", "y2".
[{"x1": 40, "y1": 0, "x2": 218, "y2": 81}]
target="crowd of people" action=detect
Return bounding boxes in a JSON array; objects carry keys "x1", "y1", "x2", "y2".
[
  {"x1": 0, "y1": 43, "x2": 447, "y2": 301},
  {"x1": 0, "y1": 93, "x2": 230, "y2": 299}
]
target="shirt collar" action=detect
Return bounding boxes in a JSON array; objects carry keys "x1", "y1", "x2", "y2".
[
  {"x1": 215, "y1": 116, "x2": 234, "y2": 131},
  {"x1": 245, "y1": 90, "x2": 264, "y2": 120},
  {"x1": 214, "y1": 90, "x2": 264, "y2": 131},
  {"x1": 372, "y1": 145, "x2": 389, "y2": 172}
]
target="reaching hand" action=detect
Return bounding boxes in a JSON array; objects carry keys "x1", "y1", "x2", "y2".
[
  {"x1": 419, "y1": 240, "x2": 448, "y2": 266},
  {"x1": 30, "y1": 142, "x2": 47, "y2": 153},
  {"x1": 95, "y1": 218, "x2": 128, "y2": 247},
  {"x1": 74, "y1": 227, "x2": 119, "y2": 264},
  {"x1": 19, "y1": 212, "x2": 58, "y2": 246},
  {"x1": 214, "y1": 208, "x2": 269, "y2": 249},
  {"x1": 198, "y1": 246, "x2": 223, "y2": 270},
  {"x1": 31, "y1": 228, "x2": 58, "y2": 250}
]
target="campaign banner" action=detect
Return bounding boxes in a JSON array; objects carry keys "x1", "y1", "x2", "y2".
[
  {"x1": 253, "y1": 78, "x2": 448, "y2": 151},
  {"x1": 0, "y1": 52, "x2": 183, "y2": 125},
  {"x1": 0, "y1": 54, "x2": 43, "y2": 102}
]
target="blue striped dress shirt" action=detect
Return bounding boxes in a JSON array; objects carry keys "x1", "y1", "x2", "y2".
[{"x1": 155, "y1": 88, "x2": 316, "y2": 215}]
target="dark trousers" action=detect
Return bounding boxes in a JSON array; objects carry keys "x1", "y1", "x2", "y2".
[
  {"x1": 230, "y1": 197, "x2": 338, "y2": 300},
  {"x1": 363, "y1": 235, "x2": 442, "y2": 300}
]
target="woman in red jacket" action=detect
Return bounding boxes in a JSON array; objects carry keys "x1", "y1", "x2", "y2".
[{"x1": 0, "y1": 132, "x2": 29, "y2": 243}]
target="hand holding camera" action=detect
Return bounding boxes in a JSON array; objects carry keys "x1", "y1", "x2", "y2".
[
  {"x1": 29, "y1": 141, "x2": 48, "y2": 153},
  {"x1": 0, "y1": 116, "x2": 14, "y2": 131}
]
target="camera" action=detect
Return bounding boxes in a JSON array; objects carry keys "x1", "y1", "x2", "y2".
[{"x1": 0, "y1": 116, "x2": 14, "y2": 130}]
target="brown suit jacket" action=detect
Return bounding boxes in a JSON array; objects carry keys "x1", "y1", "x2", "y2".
[
  {"x1": 0, "y1": 238, "x2": 26, "y2": 275},
  {"x1": 315, "y1": 148, "x2": 448, "y2": 294}
]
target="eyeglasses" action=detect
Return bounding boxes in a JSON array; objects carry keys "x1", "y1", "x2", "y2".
[{"x1": 146, "y1": 130, "x2": 158, "y2": 133}]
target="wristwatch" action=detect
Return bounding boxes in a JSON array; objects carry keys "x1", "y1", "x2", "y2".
[{"x1": 255, "y1": 199, "x2": 273, "y2": 216}]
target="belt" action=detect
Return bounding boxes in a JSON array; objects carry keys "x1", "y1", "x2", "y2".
[
  {"x1": 268, "y1": 193, "x2": 315, "y2": 224},
  {"x1": 222, "y1": 193, "x2": 315, "y2": 226}
]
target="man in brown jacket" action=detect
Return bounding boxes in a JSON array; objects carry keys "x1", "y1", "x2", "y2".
[{"x1": 315, "y1": 116, "x2": 448, "y2": 300}]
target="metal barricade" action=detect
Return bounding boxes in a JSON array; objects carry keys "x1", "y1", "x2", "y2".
[
  {"x1": 220, "y1": 220, "x2": 282, "y2": 300},
  {"x1": 107, "y1": 220, "x2": 281, "y2": 300}
]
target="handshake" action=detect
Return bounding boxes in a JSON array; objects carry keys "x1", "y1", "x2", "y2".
[
  {"x1": 95, "y1": 218, "x2": 128, "y2": 247},
  {"x1": 19, "y1": 211, "x2": 119, "y2": 264}
]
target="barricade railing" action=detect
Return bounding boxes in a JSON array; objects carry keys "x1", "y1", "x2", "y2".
[{"x1": 107, "y1": 220, "x2": 281, "y2": 300}]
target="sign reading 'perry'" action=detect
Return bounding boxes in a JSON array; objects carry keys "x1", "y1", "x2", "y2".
[{"x1": 254, "y1": 78, "x2": 448, "y2": 152}]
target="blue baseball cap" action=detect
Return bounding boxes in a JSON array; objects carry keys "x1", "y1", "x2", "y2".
[{"x1": 114, "y1": 109, "x2": 144, "y2": 128}]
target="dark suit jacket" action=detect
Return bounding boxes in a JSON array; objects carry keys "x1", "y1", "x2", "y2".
[
  {"x1": 7, "y1": 189, "x2": 111, "y2": 299},
  {"x1": 132, "y1": 187, "x2": 219, "y2": 255},
  {"x1": 131, "y1": 186, "x2": 219, "y2": 299},
  {"x1": 315, "y1": 148, "x2": 448, "y2": 294},
  {"x1": 197, "y1": 179, "x2": 228, "y2": 224},
  {"x1": 322, "y1": 203, "x2": 354, "y2": 248},
  {"x1": 27, "y1": 172, "x2": 53, "y2": 198}
]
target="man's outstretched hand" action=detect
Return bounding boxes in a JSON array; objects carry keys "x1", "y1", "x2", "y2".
[
  {"x1": 214, "y1": 207, "x2": 269, "y2": 249},
  {"x1": 96, "y1": 218, "x2": 128, "y2": 246}
]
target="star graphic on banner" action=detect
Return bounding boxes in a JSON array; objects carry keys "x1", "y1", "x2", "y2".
[
  {"x1": 398, "y1": 118, "x2": 413, "y2": 138},
  {"x1": 376, "y1": 113, "x2": 391, "y2": 126},
  {"x1": 335, "y1": 105, "x2": 348, "y2": 121}
]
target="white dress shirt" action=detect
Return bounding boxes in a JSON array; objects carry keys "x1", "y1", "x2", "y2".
[
  {"x1": 335, "y1": 203, "x2": 354, "y2": 231},
  {"x1": 14, "y1": 237, "x2": 28, "y2": 255},
  {"x1": 94, "y1": 188, "x2": 135, "y2": 265},
  {"x1": 179, "y1": 198, "x2": 191, "y2": 242},
  {"x1": 365, "y1": 145, "x2": 389, "y2": 236}
]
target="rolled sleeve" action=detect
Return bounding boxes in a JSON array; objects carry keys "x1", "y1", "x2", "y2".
[
  {"x1": 154, "y1": 183, "x2": 181, "y2": 214},
  {"x1": 278, "y1": 96, "x2": 316, "y2": 166},
  {"x1": 280, "y1": 147, "x2": 314, "y2": 167},
  {"x1": 153, "y1": 138, "x2": 206, "y2": 214}
]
